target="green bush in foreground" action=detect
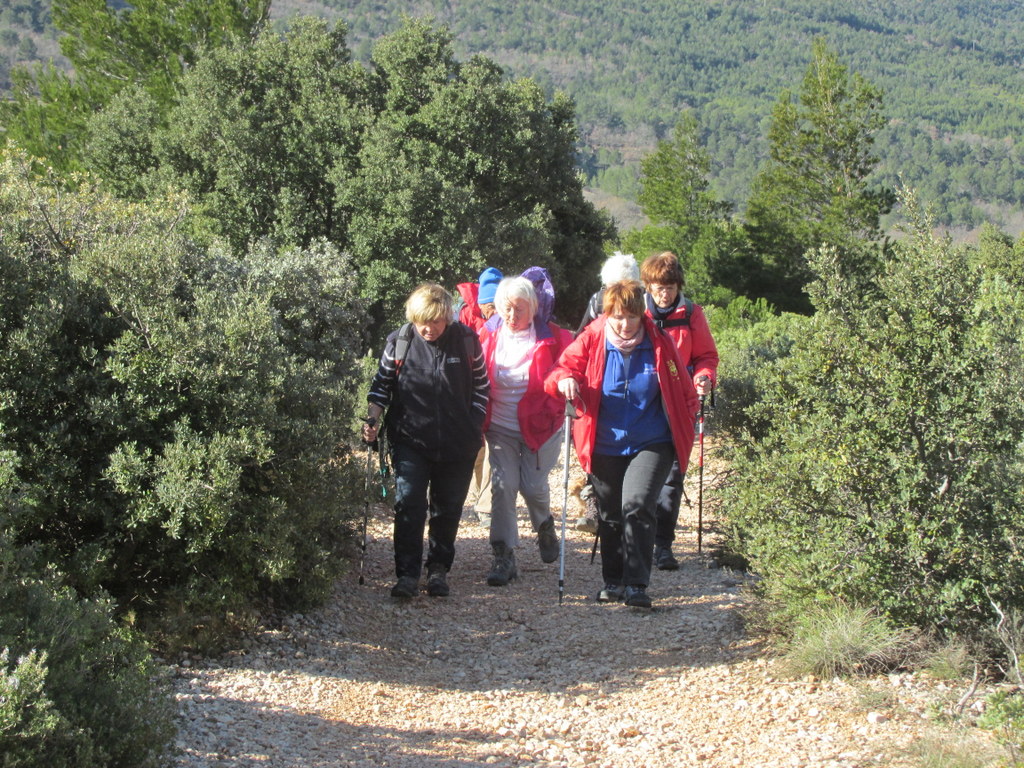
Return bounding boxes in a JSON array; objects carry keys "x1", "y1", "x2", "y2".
[
  {"x1": 0, "y1": 147, "x2": 365, "y2": 638},
  {"x1": 706, "y1": 295, "x2": 807, "y2": 443},
  {"x1": 0, "y1": 540, "x2": 175, "y2": 767},
  {"x1": 724, "y1": 191, "x2": 1024, "y2": 639}
]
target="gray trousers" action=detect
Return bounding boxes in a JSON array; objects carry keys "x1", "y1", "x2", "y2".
[{"x1": 486, "y1": 423, "x2": 562, "y2": 548}]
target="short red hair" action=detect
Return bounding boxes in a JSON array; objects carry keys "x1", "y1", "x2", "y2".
[
  {"x1": 602, "y1": 280, "x2": 645, "y2": 316},
  {"x1": 640, "y1": 251, "x2": 684, "y2": 288}
]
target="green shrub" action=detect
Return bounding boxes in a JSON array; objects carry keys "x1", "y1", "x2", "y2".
[
  {"x1": 0, "y1": 147, "x2": 365, "y2": 638},
  {"x1": 723, "y1": 191, "x2": 1024, "y2": 639},
  {"x1": 0, "y1": 541, "x2": 175, "y2": 767},
  {"x1": 706, "y1": 295, "x2": 807, "y2": 442},
  {"x1": 0, "y1": 649, "x2": 65, "y2": 766},
  {"x1": 978, "y1": 689, "x2": 1024, "y2": 766}
]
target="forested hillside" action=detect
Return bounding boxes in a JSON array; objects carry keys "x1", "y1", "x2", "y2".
[{"x1": 4, "y1": 0, "x2": 1023, "y2": 233}]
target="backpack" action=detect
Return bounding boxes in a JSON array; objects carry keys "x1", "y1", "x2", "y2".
[
  {"x1": 645, "y1": 293, "x2": 695, "y2": 331},
  {"x1": 392, "y1": 322, "x2": 479, "y2": 377}
]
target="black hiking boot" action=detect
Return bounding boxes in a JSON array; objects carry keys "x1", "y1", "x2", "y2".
[
  {"x1": 486, "y1": 542, "x2": 518, "y2": 586},
  {"x1": 624, "y1": 585, "x2": 652, "y2": 608},
  {"x1": 655, "y1": 545, "x2": 679, "y2": 571},
  {"x1": 426, "y1": 564, "x2": 450, "y2": 597},
  {"x1": 537, "y1": 517, "x2": 559, "y2": 564},
  {"x1": 390, "y1": 575, "x2": 419, "y2": 598}
]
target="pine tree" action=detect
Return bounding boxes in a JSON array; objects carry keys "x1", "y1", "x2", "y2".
[
  {"x1": 0, "y1": 0, "x2": 269, "y2": 172},
  {"x1": 745, "y1": 39, "x2": 894, "y2": 313}
]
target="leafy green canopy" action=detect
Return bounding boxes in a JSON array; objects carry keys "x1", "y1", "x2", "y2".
[
  {"x1": 83, "y1": 17, "x2": 612, "y2": 334},
  {"x1": 724, "y1": 190, "x2": 1024, "y2": 637},
  {"x1": 0, "y1": 147, "x2": 366, "y2": 627}
]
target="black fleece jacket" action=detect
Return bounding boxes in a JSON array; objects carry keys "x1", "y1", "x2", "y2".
[{"x1": 367, "y1": 322, "x2": 489, "y2": 462}]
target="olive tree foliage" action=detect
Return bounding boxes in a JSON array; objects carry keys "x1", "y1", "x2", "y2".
[
  {"x1": 723, "y1": 189, "x2": 1024, "y2": 638},
  {"x1": 0, "y1": 147, "x2": 366, "y2": 629},
  {"x1": 0, "y1": 535, "x2": 176, "y2": 768},
  {"x1": 82, "y1": 17, "x2": 613, "y2": 339},
  {"x1": 104, "y1": 18, "x2": 373, "y2": 251},
  {"x1": 343, "y1": 18, "x2": 612, "y2": 329},
  {"x1": 1, "y1": 0, "x2": 269, "y2": 174},
  {"x1": 745, "y1": 39, "x2": 894, "y2": 313}
]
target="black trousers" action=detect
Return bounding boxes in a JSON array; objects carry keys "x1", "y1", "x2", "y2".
[
  {"x1": 590, "y1": 442, "x2": 675, "y2": 588},
  {"x1": 654, "y1": 459, "x2": 686, "y2": 547},
  {"x1": 391, "y1": 443, "x2": 475, "y2": 579}
]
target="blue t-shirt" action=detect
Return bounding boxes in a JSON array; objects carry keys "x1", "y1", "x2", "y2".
[{"x1": 595, "y1": 335, "x2": 673, "y2": 456}]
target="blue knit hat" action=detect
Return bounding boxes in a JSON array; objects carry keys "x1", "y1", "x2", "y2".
[{"x1": 477, "y1": 267, "x2": 503, "y2": 305}]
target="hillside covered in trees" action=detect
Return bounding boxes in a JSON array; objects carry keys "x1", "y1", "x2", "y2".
[
  {"x1": 4, "y1": 0, "x2": 1024, "y2": 234},
  {"x1": 293, "y1": 0, "x2": 1024, "y2": 235}
]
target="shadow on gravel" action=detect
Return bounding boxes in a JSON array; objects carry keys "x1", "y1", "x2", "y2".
[
  {"x1": 178, "y1": 698, "x2": 546, "y2": 767},
  {"x1": 209, "y1": 507, "x2": 757, "y2": 701}
]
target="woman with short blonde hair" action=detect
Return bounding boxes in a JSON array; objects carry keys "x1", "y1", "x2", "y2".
[
  {"x1": 363, "y1": 283, "x2": 489, "y2": 599},
  {"x1": 405, "y1": 283, "x2": 454, "y2": 324}
]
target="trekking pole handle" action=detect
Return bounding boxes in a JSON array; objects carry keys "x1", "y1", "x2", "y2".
[
  {"x1": 565, "y1": 398, "x2": 580, "y2": 419},
  {"x1": 361, "y1": 416, "x2": 380, "y2": 448}
]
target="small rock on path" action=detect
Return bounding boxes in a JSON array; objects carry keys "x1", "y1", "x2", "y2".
[{"x1": 171, "y1": 461, "x2": 1000, "y2": 767}]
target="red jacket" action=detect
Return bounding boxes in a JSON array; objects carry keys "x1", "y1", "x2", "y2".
[
  {"x1": 543, "y1": 315, "x2": 699, "y2": 474},
  {"x1": 480, "y1": 317, "x2": 574, "y2": 452},
  {"x1": 456, "y1": 282, "x2": 486, "y2": 332},
  {"x1": 646, "y1": 297, "x2": 719, "y2": 387}
]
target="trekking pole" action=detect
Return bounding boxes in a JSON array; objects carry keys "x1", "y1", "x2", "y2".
[
  {"x1": 359, "y1": 417, "x2": 380, "y2": 585},
  {"x1": 359, "y1": 441, "x2": 372, "y2": 585},
  {"x1": 697, "y1": 394, "x2": 706, "y2": 555},
  {"x1": 558, "y1": 399, "x2": 577, "y2": 605}
]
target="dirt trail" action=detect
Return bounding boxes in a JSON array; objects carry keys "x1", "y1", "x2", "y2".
[{"x1": 171, "y1": 461, "x2": 999, "y2": 767}]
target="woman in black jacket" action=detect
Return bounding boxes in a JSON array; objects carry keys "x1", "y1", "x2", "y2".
[{"x1": 362, "y1": 284, "x2": 490, "y2": 598}]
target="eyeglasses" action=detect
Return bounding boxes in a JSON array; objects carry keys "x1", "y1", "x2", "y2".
[{"x1": 648, "y1": 284, "x2": 678, "y2": 295}]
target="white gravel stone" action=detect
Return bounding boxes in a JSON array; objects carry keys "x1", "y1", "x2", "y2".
[{"x1": 169, "y1": 456, "x2": 1003, "y2": 768}]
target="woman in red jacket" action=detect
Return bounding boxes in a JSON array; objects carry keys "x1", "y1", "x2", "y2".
[
  {"x1": 544, "y1": 281, "x2": 698, "y2": 607},
  {"x1": 479, "y1": 267, "x2": 573, "y2": 586},
  {"x1": 641, "y1": 251, "x2": 719, "y2": 571}
]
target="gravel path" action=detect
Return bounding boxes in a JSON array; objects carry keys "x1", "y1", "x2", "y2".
[{"x1": 171, "y1": 460, "x2": 1001, "y2": 768}]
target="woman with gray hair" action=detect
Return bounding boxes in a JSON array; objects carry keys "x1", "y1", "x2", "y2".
[
  {"x1": 478, "y1": 267, "x2": 573, "y2": 586},
  {"x1": 575, "y1": 251, "x2": 640, "y2": 336}
]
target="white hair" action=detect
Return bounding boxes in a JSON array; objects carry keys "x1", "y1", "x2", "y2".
[
  {"x1": 600, "y1": 251, "x2": 639, "y2": 286},
  {"x1": 494, "y1": 276, "x2": 538, "y2": 316}
]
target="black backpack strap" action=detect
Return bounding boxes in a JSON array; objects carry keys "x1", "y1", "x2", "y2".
[
  {"x1": 463, "y1": 326, "x2": 478, "y2": 366},
  {"x1": 660, "y1": 297, "x2": 694, "y2": 330},
  {"x1": 393, "y1": 322, "x2": 414, "y2": 376}
]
